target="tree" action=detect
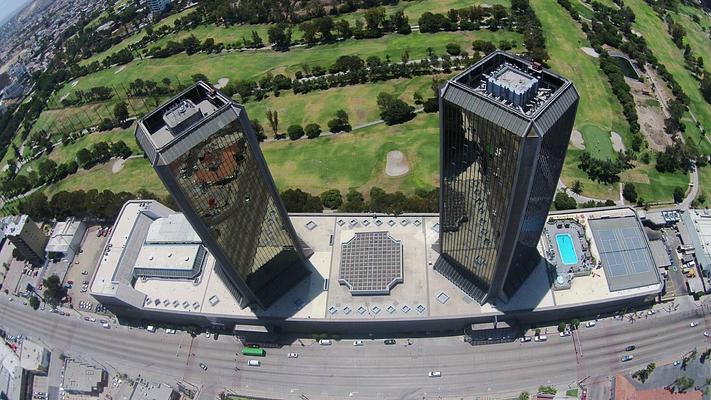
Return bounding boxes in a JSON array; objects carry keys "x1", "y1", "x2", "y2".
[
  {"x1": 38, "y1": 159, "x2": 57, "y2": 181},
  {"x1": 76, "y1": 148, "x2": 93, "y2": 168},
  {"x1": 538, "y1": 386, "x2": 557, "y2": 395},
  {"x1": 287, "y1": 124, "x2": 304, "y2": 140},
  {"x1": 29, "y1": 296, "x2": 39, "y2": 310},
  {"x1": 191, "y1": 73, "x2": 208, "y2": 83},
  {"x1": 113, "y1": 102, "x2": 129, "y2": 124},
  {"x1": 266, "y1": 109, "x2": 279, "y2": 137},
  {"x1": 92, "y1": 142, "x2": 112, "y2": 163},
  {"x1": 554, "y1": 191, "x2": 577, "y2": 210},
  {"x1": 320, "y1": 189, "x2": 343, "y2": 209},
  {"x1": 701, "y1": 73, "x2": 711, "y2": 104},
  {"x1": 280, "y1": 189, "x2": 323, "y2": 212},
  {"x1": 445, "y1": 43, "x2": 461, "y2": 56},
  {"x1": 674, "y1": 375, "x2": 694, "y2": 392},
  {"x1": 42, "y1": 274, "x2": 64, "y2": 305},
  {"x1": 674, "y1": 187, "x2": 685, "y2": 203},
  {"x1": 340, "y1": 189, "x2": 365, "y2": 212},
  {"x1": 110, "y1": 141, "x2": 132, "y2": 158},
  {"x1": 571, "y1": 180, "x2": 583, "y2": 195},
  {"x1": 267, "y1": 23, "x2": 292, "y2": 50},
  {"x1": 557, "y1": 322, "x2": 567, "y2": 333},
  {"x1": 377, "y1": 92, "x2": 415, "y2": 125},
  {"x1": 570, "y1": 319, "x2": 580, "y2": 330},
  {"x1": 517, "y1": 392, "x2": 530, "y2": 400},
  {"x1": 622, "y1": 183, "x2": 638, "y2": 203},
  {"x1": 327, "y1": 109, "x2": 351, "y2": 133},
  {"x1": 305, "y1": 123, "x2": 321, "y2": 139}
]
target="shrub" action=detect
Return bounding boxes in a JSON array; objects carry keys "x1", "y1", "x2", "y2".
[
  {"x1": 305, "y1": 123, "x2": 322, "y2": 139},
  {"x1": 287, "y1": 124, "x2": 305, "y2": 140}
]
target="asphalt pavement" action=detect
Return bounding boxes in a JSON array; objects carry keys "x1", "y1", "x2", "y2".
[{"x1": 1, "y1": 296, "x2": 710, "y2": 399}]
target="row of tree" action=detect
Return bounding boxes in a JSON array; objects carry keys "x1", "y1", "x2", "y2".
[
  {"x1": 19, "y1": 188, "x2": 165, "y2": 221},
  {"x1": 280, "y1": 187, "x2": 439, "y2": 214}
]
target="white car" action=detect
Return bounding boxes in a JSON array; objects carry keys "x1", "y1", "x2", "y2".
[
  {"x1": 205, "y1": 332, "x2": 211, "y2": 338},
  {"x1": 353, "y1": 340, "x2": 364, "y2": 346},
  {"x1": 318, "y1": 339, "x2": 332, "y2": 345},
  {"x1": 165, "y1": 329, "x2": 176, "y2": 334},
  {"x1": 287, "y1": 352, "x2": 298, "y2": 358},
  {"x1": 534, "y1": 335, "x2": 548, "y2": 342},
  {"x1": 691, "y1": 321, "x2": 699, "y2": 328},
  {"x1": 704, "y1": 331, "x2": 709, "y2": 337},
  {"x1": 428, "y1": 371, "x2": 442, "y2": 378},
  {"x1": 559, "y1": 330, "x2": 571, "y2": 337},
  {"x1": 519, "y1": 336, "x2": 532, "y2": 343},
  {"x1": 585, "y1": 321, "x2": 596, "y2": 328}
]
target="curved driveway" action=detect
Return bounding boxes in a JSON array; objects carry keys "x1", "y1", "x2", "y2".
[{"x1": 1, "y1": 298, "x2": 709, "y2": 399}]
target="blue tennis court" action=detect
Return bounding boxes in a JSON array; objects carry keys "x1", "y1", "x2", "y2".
[{"x1": 556, "y1": 234, "x2": 579, "y2": 265}]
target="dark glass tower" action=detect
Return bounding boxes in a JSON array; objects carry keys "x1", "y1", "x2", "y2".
[
  {"x1": 136, "y1": 82, "x2": 310, "y2": 309},
  {"x1": 437, "y1": 51, "x2": 579, "y2": 304}
]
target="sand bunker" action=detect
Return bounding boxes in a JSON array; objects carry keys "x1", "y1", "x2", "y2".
[
  {"x1": 610, "y1": 131, "x2": 625, "y2": 152},
  {"x1": 570, "y1": 130, "x2": 585, "y2": 150},
  {"x1": 385, "y1": 151, "x2": 409, "y2": 177},
  {"x1": 112, "y1": 158, "x2": 126, "y2": 174},
  {"x1": 581, "y1": 47, "x2": 599, "y2": 58},
  {"x1": 214, "y1": 78, "x2": 230, "y2": 89},
  {"x1": 114, "y1": 65, "x2": 127, "y2": 74}
]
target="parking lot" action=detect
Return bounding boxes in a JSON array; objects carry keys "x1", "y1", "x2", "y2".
[{"x1": 61, "y1": 225, "x2": 109, "y2": 316}]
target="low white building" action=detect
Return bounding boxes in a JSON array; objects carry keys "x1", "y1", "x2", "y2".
[{"x1": 45, "y1": 219, "x2": 87, "y2": 260}]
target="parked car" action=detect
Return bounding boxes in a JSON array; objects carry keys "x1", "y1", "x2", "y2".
[
  {"x1": 428, "y1": 371, "x2": 442, "y2": 378},
  {"x1": 585, "y1": 321, "x2": 596, "y2": 328},
  {"x1": 559, "y1": 330, "x2": 572, "y2": 337},
  {"x1": 353, "y1": 340, "x2": 364, "y2": 346},
  {"x1": 199, "y1": 363, "x2": 208, "y2": 371},
  {"x1": 534, "y1": 335, "x2": 548, "y2": 342},
  {"x1": 690, "y1": 321, "x2": 699, "y2": 328},
  {"x1": 318, "y1": 339, "x2": 332, "y2": 345},
  {"x1": 384, "y1": 339, "x2": 396, "y2": 345},
  {"x1": 287, "y1": 353, "x2": 298, "y2": 358},
  {"x1": 520, "y1": 336, "x2": 532, "y2": 343}
]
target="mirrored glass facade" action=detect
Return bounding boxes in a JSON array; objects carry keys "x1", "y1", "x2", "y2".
[
  {"x1": 136, "y1": 82, "x2": 309, "y2": 309},
  {"x1": 438, "y1": 51, "x2": 579, "y2": 304}
]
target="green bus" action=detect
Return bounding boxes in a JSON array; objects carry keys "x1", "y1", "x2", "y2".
[{"x1": 242, "y1": 347, "x2": 266, "y2": 357}]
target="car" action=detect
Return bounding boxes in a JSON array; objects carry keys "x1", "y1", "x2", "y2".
[
  {"x1": 691, "y1": 321, "x2": 699, "y2": 328},
  {"x1": 647, "y1": 310, "x2": 655, "y2": 315},
  {"x1": 520, "y1": 336, "x2": 532, "y2": 343},
  {"x1": 7, "y1": 297, "x2": 12, "y2": 302},
  {"x1": 287, "y1": 353, "x2": 298, "y2": 358},
  {"x1": 534, "y1": 335, "x2": 548, "y2": 342},
  {"x1": 353, "y1": 340, "x2": 364, "y2": 346},
  {"x1": 247, "y1": 360, "x2": 261, "y2": 367},
  {"x1": 88, "y1": 317, "x2": 96, "y2": 322},
  {"x1": 428, "y1": 371, "x2": 442, "y2": 378},
  {"x1": 625, "y1": 345, "x2": 636, "y2": 351},
  {"x1": 621, "y1": 355, "x2": 634, "y2": 362},
  {"x1": 205, "y1": 332, "x2": 211, "y2": 338},
  {"x1": 81, "y1": 271, "x2": 88, "y2": 275},
  {"x1": 318, "y1": 339, "x2": 332, "y2": 345},
  {"x1": 559, "y1": 330, "x2": 571, "y2": 337},
  {"x1": 585, "y1": 321, "x2": 596, "y2": 328},
  {"x1": 40, "y1": 303, "x2": 45, "y2": 311},
  {"x1": 84, "y1": 316, "x2": 92, "y2": 321},
  {"x1": 165, "y1": 329, "x2": 176, "y2": 334},
  {"x1": 674, "y1": 360, "x2": 681, "y2": 366},
  {"x1": 384, "y1": 339, "x2": 396, "y2": 345},
  {"x1": 199, "y1": 363, "x2": 208, "y2": 371},
  {"x1": 101, "y1": 323, "x2": 110, "y2": 329},
  {"x1": 705, "y1": 331, "x2": 710, "y2": 338}
]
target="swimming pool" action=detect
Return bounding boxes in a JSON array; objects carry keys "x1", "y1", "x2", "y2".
[{"x1": 556, "y1": 234, "x2": 579, "y2": 265}]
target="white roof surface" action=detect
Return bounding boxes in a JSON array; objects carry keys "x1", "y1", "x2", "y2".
[{"x1": 145, "y1": 214, "x2": 201, "y2": 244}]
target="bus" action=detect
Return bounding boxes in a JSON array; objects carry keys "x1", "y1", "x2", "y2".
[{"x1": 242, "y1": 347, "x2": 266, "y2": 357}]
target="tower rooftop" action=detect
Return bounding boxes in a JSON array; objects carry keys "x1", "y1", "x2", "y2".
[{"x1": 452, "y1": 51, "x2": 569, "y2": 116}]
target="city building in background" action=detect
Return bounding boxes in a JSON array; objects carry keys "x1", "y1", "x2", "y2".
[
  {"x1": 135, "y1": 82, "x2": 311, "y2": 309},
  {"x1": 437, "y1": 51, "x2": 579, "y2": 304},
  {"x1": 3, "y1": 215, "x2": 48, "y2": 267},
  {"x1": 146, "y1": 0, "x2": 171, "y2": 17}
]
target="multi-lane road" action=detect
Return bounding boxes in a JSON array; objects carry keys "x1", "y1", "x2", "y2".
[{"x1": 1, "y1": 297, "x2": 709, "y2": 399}]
